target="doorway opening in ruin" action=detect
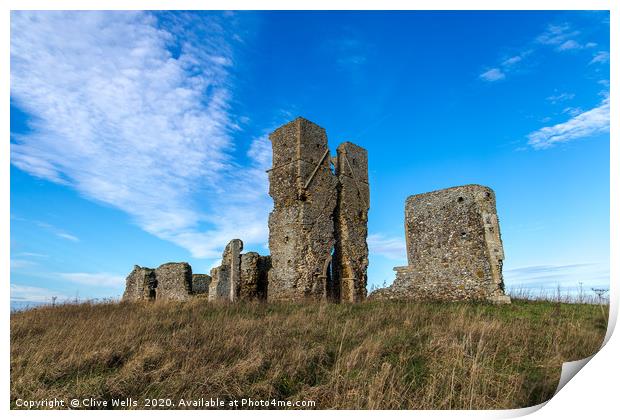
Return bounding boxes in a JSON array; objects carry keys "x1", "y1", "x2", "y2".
[
  {"x1": 325, "y1": 247, "x2": 343, "y2": 302},
  {"x1": 146, "y1": 272, "x2": 157, "y2": 301}
]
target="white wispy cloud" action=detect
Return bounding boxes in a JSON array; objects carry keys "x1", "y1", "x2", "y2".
[
  {"x1": 502, "y1": 55, "x2": 523, "y2": 66},
  {"x1": 536, "y1": 23, "x2": 581, "y2": 49},
  {"x1": 527, "y1": 96, "x2": 609, "y2": 149},
  {"x1": 546, "y1": 92, "x2": 575, "y2": 104},
  {"x1": 11, "y1": 259, "x2": 37, "y2": 270},
  {"x1": 10, "y1": 11, "x2": 272, "y2": 259},
  {"x1": 56, "y1": 233, "x2": 79, "y2": 242},
  {"x1": 479, "y1": 49, "x2": 531, "y2": 82},
  {"x1": 16, "y1": 252, "x2": 48, "y2": 258},
  {"x1": 479, "y1": 68, "x2": 505, "y2": 82},
  {"x1": 504, "y1": 262, "x2": 609, "y2": 291},
  {"x1": 558, "y1": 40, "x2": 582, "y2": 51},
  {"x1": 10, "y1": 284, "x2": 70, "y2": 303},
  {"x1": 590, "y1": 51, "x2": 609, "y2": 64},
  {"x1": 32, "y1": 220, "x2": 80, "y2": 242},
  {"x1": 58, "y1": 272, "x2": 125, "y2": 288},
  {"x1": 367, "y1": 233, "x2": 406, "y2": 260},
  {"x1": 562, "y1": 106, "x2": 583, "y2": 117},
  {"x1": 330, "y1": 35, "x2": 369, "y2": 72},
  {"x1": 480, "y1": 21, "x2": 600, "y2": 82}
]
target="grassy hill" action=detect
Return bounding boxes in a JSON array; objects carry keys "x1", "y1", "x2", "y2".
[{"x1": 11, "y1": 299, "x2": 607, "y2": 409}]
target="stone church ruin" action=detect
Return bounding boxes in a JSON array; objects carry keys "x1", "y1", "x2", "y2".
[{"x1": 122, "y1": 117, "x2": 510, "y2": 305}]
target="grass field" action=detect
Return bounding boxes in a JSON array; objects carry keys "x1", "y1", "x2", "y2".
[{"x1": 10, "y1": 299, "x2": 608, "y2": 410}]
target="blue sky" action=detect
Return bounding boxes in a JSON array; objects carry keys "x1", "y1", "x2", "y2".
[{"x1": 10, "y1": 10, "x2": 610, "y2": 305}]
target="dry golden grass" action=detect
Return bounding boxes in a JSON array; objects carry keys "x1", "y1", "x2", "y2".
[{"x1": 11, "y1": 299, "x2": 607, "y2": 409}]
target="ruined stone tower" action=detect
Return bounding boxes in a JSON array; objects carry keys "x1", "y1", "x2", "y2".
[
  {"x1": 267, "y1": 118, "x2": 339, "y2": 301},
  {"x1": 371, "y1": 185, "x2": 510, "y2": 304},
  {"x1": 267, "y1": 117, "x2": 369, "y2": 302}
]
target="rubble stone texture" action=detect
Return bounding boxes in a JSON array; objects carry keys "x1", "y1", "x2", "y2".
[
  {"x1": 204, "y1": 239, "x2": 271, "y2": 302},
  {"x1": 225, "y1": 239, "x2": 243, "y2": 302},
  {"x1": 207, "y1": 239, "x2": 242, "y2": 302},
  {"x1": 371, "y1": 185, "x2": 510, "y2": 304},
  {"x1": 239, "y1": 253, "x2": 271, "y2": 301},
  {"x1": 208, "y1": 266, "x2": 228, "y2": 301},
  {"x1": 191, "y1": 274, "x2": 212, "y2": 295},
  {"x1": 122, "y1": 263, "x2": 192, "y2": 302},
  {"x1": 153, "y1": 262, "x2": 193, "y2": 301},
  {"x1": 122, "y1": 265, "x2": 156, "y2": 301},
  {"x1": 267, "y1": 117, "x2": 339, "y2": 301},
  {"x1": 333, "y1": 142, "x2": 370, "y2": 303}
]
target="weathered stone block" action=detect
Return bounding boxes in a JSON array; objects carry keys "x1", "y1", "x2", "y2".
[
  {"x1": 154, "y1": 262, "x2": 192, "y2": 301},
  {"x1": 370, "y1": 185, "x2": 510, "y2": 304},
  {"x1": 239, "y1": 252, "x2": 271, "y2": 301},
  {"x1": 208, "y1": 266, "x2": 228, "y2": 301},
  {"x1": 192, "y1": 274, "x2": 212, "y2": 295},
  {"x1": 122, "y1": 265, "x2": 156, "y2": 301}
]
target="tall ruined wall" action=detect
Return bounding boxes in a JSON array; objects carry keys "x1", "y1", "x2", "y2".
[
  {"x1": 372, "y1": 185, "x2": 510, "y2": 304},
  {"x1": 333, "y1": 142, "x2": 370, "y2": 303},
  {"x1": 267, "y1": 118, "x2": 338, "y2": 301}
]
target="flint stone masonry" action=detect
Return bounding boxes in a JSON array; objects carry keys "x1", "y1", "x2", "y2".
[
  {"x1": 192, "y1": 274, "x2": 212, "y2": 295},
  {"x1": 155, "y1": 263, "x2": 193, "y2": 300},
  {"x1": 122, "y1": 263, "x2": 192, "y2": 302},
  {"x1": 208, "y1": 266, "x2": 229, "y2": 301},
  {"x1": 370, "y1": 185, "x2": 510, "y2": 304},
  {"x1": 333, "y1": 142, "x2": 370, "y2": 303},
  {"x1": 240, "y1": 253, "x2": 271, "y2": 301},
  {"x1": 267, "y1": 118, "x2": 339, "y2": 301},
  {"x1": 122, "y1": 266, "x2": 156, "y2": 301},
  {"x1": 206, "y1": 239, "x2": 272, "y2": 302}
]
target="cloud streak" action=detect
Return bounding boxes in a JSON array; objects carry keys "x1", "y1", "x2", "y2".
[
  {"x1": 32, "y1": 220, "x2": 80, "y2": 242},
  {"x1": 504, "y1": 262, "x2": 609, "y2": 291},
  {"x1": 10, "y1": 11, "x2": 272, "y2": 259},
  {"x1": 10, "y1": 284, "x2": 70, "y2": 303},
  {"x1": 479, "y1": 68, "x2": 505, "y2": 82},
  {"x1": 367, "y1": 233, "x2": 406, "y2": 260},
  {"x1": 58, "y1": 272, "x2": 125, "y2": 288},
  {"x1": 590, "y1": 51, "x2": 609, "y2": 64},
  {"x1": 480, "y1": 21, "x2": 599, "y2": 82},
  {"x1": 527, "y1": 96, "x2": 610, "y2": 149}
]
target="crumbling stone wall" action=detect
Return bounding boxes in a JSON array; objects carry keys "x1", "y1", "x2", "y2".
[
  {"x1": 153, "y1": 262, "x2": 193, "y2": 301},
  {"x1": 208, "y1": 266, "x2": 228, "y2": 301},
  {"x1": 333, "y1": 142, "x2": 370, "y2": 303},
  {"x1": 206, "y1": 239, "x2": 271, "y2": 302},
  {"x1": 122, "y1": 263, "x2": 191, "y2": 301},
  {"x1": 192, "y1": 274, "x2": 212, "y2": 295},
  {"x1": 267, "y1": 118, "x2": 338, "y2": 301},
  {"x1": 240, "y1": 253, "x2": 271, "y2": 301},
  {"x1": 370, "y1": 185, "x2": 510, "y2": 304},
  {"x1": 122, "y1": 265, "x2": 156, "y2": 301}
]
